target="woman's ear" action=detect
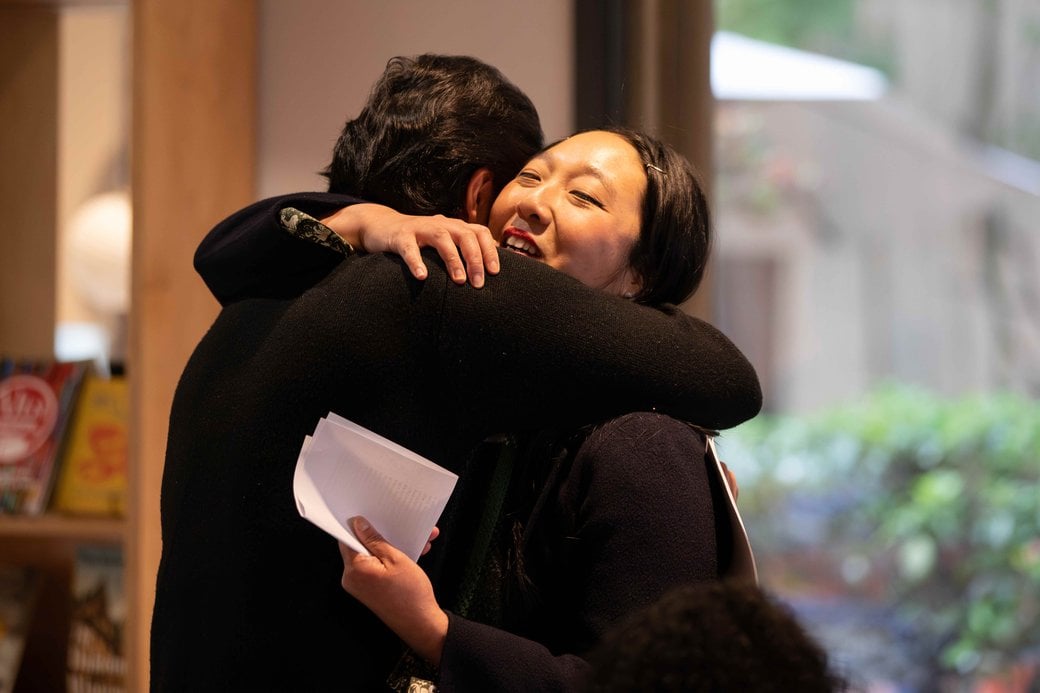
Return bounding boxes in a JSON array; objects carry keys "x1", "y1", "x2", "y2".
[{"x1": 464, "y1": 167, "x2": 495, "y2": 225}]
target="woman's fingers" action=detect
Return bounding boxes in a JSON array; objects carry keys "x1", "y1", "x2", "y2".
[
  {"x1": 351, "y1": 516, "x2": 393, "y2": 556},
  {"x1": 412, "y1": 221, "x2": 495, "y2": 288},
  {"x1": 393, "y1": 235, "x2": 428, "y2": 281},
  {"x1": 325, "y1": 204, "x2": 497, "y2": 287},
  {"x1": 720, "y1": 461, "x2": 739, "y2": 500},
  {"x1": 417, "y1": 227, "x2": 472, "y2": 286},
  {"x1": 474, "y1": 224, "x2": 500, "y2": 276},
  {"x1": 420, "y1": 526, "x2": 440, "y2": 557},
  {"x1": 338, "y1": 516, "x2": 448, "y2": 663},
  {"x1": 340, "y1": 517, "x2": 394, "y2": 590},
  {"x1": 452, "y1": 224, "x2": 501, "y2": 288},
  {"x1": 390, "y1": 217, "x2": 496, "y2": 288}
]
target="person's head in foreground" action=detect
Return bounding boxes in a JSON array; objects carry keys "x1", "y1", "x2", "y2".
[
  {"x1": 586, "y1": 581, "x2": 848, "y2": 692},
  {"x1": 489, "y1": 126, "x2": 712, "y2": 306}
]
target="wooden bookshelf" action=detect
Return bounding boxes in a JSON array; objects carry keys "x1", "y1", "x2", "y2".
[
  {"x1": 1, "y1": 2, "x2": 255, "y2": 690},
  {"x1": 0, "y1": 514, "x2": 126, "y2": 542},
  {"x1": 0, "y1": 523, "x2": 123, "y2": 693}
]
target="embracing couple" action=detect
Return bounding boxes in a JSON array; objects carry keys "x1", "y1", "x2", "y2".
[{"x1": 152, "y1": 54, "x2": 836, "y2": 693}]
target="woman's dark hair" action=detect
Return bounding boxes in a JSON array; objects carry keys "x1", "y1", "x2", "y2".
[
  {"x1": 323, "y1": 54, "x2": 544, "y2": 218},
  {"x1": 601, "y1": 126, "x2": 712, "y2": 307},
  {"x1": 586, "y1": 581, "x2": 848, "y2": 692}
]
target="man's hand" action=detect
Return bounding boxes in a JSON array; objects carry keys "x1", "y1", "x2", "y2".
[
  {"x1": 321, "y1": 204, "x2": 499, "y2": 287},
  {"x1": 339, "y1": 516, "x2": 448, "y2": 664}
]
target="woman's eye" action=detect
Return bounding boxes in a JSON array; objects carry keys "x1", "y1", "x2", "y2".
[
  {"x1": 517, "y1": 170, "x2": 540, "y2": 183},
  {"x1": 572, "y1": 191, "x2": 605, "y2": 208}
]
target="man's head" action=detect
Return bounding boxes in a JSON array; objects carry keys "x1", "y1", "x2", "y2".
[{"x1": 322, "y1": 54, "x2": 544, "y2": 223}]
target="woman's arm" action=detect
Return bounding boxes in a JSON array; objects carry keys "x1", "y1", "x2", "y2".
[
  {"x1": 338, "y1": 517, "x2": 592, "y2": 693},
  {"x1": 319, "y1": 203, "x2": 499, "y2": 287},
  {"x1": 435, "y1": 251, "x2": 762, "y2": 431},
  {"x1": 336, "y1": 414, "x2": 720, "y2": 693},
  {"x1": 195, "y1": 194, "x2": 498, "y2": 304},
  {"x1": 338, "y1": 517, "x2": 448, "y2": 663},
  {"x1": 195, "y1": 193, "x2": 361, "y2": 305}
]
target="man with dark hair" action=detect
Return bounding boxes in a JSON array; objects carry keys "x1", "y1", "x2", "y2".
[
  {"x1": 194, "y1": 53, "x2": 543, "y2": 304},
  {"x1": 152, "y1": 55, "x2": 760, "y2": 691},
  {"x1": 323, "y1": 54, "x2": 543, "y2": 217}
]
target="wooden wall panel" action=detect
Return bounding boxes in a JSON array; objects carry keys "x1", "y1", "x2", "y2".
[
  {"x1": 0, "y1": 7, "x2": 59, "y2": 358},
  {"x1": 128, "y1": 1, "x2": 256, "y2": 689}
]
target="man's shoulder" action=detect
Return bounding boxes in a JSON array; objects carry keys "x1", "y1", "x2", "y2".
[
  {"x1": 580, "y1": 412, "x2": 703, "y2": 459},
  {"x1": 596, "y1": 411, "x2": 699, "y2": 438}
]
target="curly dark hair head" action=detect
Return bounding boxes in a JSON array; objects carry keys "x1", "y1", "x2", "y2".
[
  {"x1": 586, "y1": 581, "x2": 847, "y2": 692},
  {"x1": 322, "y1": 54, "x2": 544, "y2": 218}
]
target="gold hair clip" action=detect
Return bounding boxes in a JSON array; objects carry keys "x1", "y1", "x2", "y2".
[{"x1": 646, "y1": 163, "x2": 666, "y2": 174}]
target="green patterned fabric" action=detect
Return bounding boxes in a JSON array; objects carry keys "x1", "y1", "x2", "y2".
[{"x1": 279, "y1": 207, "x2": 355, "y2": 255}]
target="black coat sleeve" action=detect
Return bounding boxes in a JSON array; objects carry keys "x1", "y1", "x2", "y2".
[
  {"x1": 194, "y1": 192, "x2": 364, "y2": 305},
  {"x1": 438, "y1": 614, "x2": 590, "y2": 693},
  {"x1": 437, "y1": 252, "x2": 762, "y2": 431}
]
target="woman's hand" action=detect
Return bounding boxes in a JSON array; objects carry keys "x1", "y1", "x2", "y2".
[
  {"x1": 339, "y1": 516, "x2": 448, "y2": 665},
  {"x1": 719, "y1": 460, "x2": 739, "y2": 500},
  {"x1": 320, "y1": 204, "x2": 499, "y2": 287},
  {"x1": 421, "y1": 526, "x2": 440, "y2": 556}
]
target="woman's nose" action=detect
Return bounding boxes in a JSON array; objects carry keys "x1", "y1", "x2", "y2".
[{"x1": 516, "y1": 188, "x2": 549, "y2": 227}]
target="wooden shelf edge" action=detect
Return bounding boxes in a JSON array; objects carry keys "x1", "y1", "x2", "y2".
[{"x1": 0, "y1": 513, "x2": 126, "y2": 542}]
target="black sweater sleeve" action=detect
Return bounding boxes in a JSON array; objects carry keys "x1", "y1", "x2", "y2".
[
  {"x1": 439, "y1": 614, "x2": 590, "y2": 693},
  {"x1": 437, "y1": 252, "x2": 762, "y2": 431},
  {"x1": 194, "y1": 192, "x2": 363, "y2": 305}
]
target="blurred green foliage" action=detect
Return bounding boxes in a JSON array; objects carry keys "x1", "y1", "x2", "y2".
[
  {"x1": 716, "y1": 0, "x2": 895, "y2": 75},
  {"x1": 721, "y1": 384, "x2": 1040, "y2": 678}
]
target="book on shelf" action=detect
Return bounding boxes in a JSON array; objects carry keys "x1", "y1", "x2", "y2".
[
  {"x1": 293, "y1": 413, "x2": 459, "y2": 562},
  {"x1": 0, "y1": 564, "x2": 40, "y2": 693},
  {"x1": 0, "y1": 358, "x2": 90, "y2": 515},
  {"x1": 50, "y1": 373, "x2": 128, "y2": 518},
  {"x1": 67, "y1": 545, "x2": 125, "y2": 693}
]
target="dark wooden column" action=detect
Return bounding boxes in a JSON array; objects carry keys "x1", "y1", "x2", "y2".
[{"x1": 573, "y1": 0, "x2": 716, "y2": 317}]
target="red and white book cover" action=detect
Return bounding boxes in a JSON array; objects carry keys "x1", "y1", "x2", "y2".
[{"x1": 0, "y1": 360, "x2": 89, "y2": 515}]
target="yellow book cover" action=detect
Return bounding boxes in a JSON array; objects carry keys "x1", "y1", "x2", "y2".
[{"x1": 51, "y1": 375, "x2": 128, "y2": 518}]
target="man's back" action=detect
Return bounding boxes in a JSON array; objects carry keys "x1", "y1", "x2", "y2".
[{"x1": 153, "y1": 253, "x2": 439, "y2": 691}]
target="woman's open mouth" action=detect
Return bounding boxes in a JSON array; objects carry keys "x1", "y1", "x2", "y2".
[{"x1": 501, "y1": 225, "x2": 542, "y2": 259}]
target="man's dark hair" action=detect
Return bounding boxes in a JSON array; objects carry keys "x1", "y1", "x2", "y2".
[{"x1": 322, "y1": 54, "x2": 544, "y2": 218}]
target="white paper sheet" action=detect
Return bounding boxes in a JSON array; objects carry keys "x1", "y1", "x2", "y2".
[{"x1": 293, "y1": 414, "x2": 458, "y2": 561}]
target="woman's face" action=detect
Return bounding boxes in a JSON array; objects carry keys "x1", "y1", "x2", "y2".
[{"x1": 488, "y1": 130, "x2": 646, "y2": 297}]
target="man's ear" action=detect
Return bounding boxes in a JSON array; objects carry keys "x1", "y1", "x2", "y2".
[{"x1": 464, "y1": 167, "x2": 495, "y2": 225}]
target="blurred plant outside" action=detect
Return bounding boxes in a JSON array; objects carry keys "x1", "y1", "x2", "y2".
[{"x1": 718, "y1": 384, "x2": 1040, "y2": 683}]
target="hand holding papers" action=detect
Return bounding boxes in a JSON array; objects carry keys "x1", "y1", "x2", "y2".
[{"x1": 293, "y1": 413, "x2": 458, "y2": 562}]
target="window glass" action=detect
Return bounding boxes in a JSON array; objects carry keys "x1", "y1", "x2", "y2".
[{"x1": 713, "y1": 2, "x2": 1040, "y2": 688}]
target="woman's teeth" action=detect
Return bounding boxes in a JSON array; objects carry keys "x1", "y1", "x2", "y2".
[{"x1": 504, "y1": 235, "x2": 539, "y2": 257}]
